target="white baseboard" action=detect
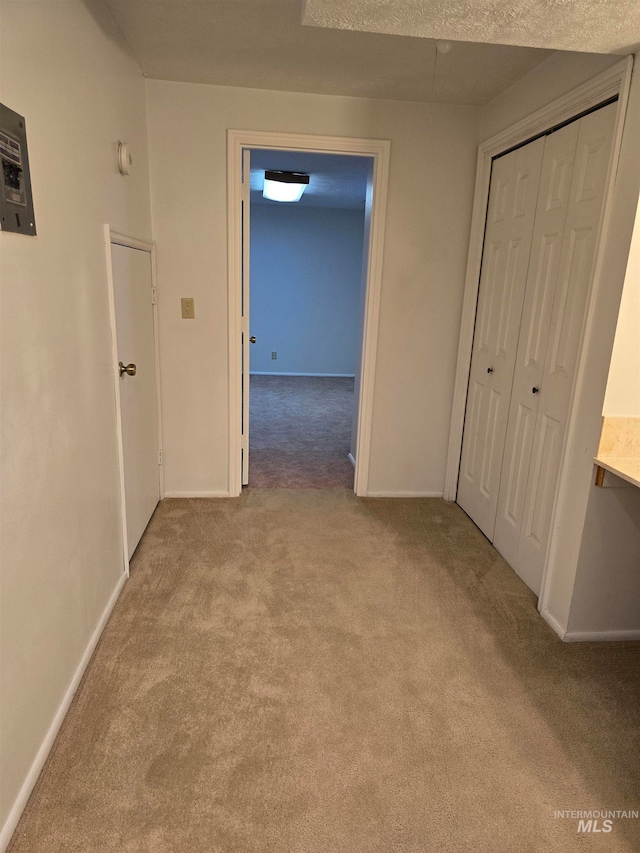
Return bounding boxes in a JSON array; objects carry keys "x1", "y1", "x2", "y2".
[
  {"x1": 250, "y1": 372, "x2": 355, "y2": 378},
  {"x1": 0, "y1": 570, "x2": 127, "y2": 853},
  {"x1": 539, "y1": 608, "x2": 640, "y2": 642},
  {"x1": 163, "y1": 491, "x2": 231, "y2": 498},
  {"x1": 539, "y1": 607, "x2": 567, "y2": 640},
  {"x1": 364, "y1": 491, "x2": 445, "y2": 498},
  {"x1": 563, "y1": 628, "x2": 640, "y2": 642},
  {"x1": 347, "y1": 453, "x2": 356, "y2": 468}
]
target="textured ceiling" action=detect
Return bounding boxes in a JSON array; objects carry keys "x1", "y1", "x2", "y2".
[
  {"x1": 250, "y1": 150, "x2": 370, "y2": 209},
  {"x1": 104, "y1": 0, "x2": 559, "y2": 105},
  {"x1": 303, "y1": 0, "x2": 640, "y2": 55}
]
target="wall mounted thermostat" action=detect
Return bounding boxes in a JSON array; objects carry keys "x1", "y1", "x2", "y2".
[{"x1": 0, "y1": 103, "x2": 36, "y2": 236}]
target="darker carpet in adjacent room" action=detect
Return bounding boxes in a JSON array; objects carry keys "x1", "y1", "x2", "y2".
[
  {"x1": 8, "y1": 492, "x2": 640, "y2": 853},
  {"x1": 248, "y1": 375, "x2": 354, "y2": 488}
]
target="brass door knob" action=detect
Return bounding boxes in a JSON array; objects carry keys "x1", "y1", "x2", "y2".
[
  {"x1": 119, "y1": 362, "x2": 137, "y2": 376},
  {"x1": 249, "y1": 336, "x2": 256, "y2": 344}
]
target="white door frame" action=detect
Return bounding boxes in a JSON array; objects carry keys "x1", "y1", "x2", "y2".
[
  {"x1": 444, "y1": 58, "x2": 633, "y2": 607},
  {"x1": 104, "y1": 226, "x2": 164, "y2": 576},
  {"x1": 227, "y1": 130, "x2": 391, "y2": 497}
]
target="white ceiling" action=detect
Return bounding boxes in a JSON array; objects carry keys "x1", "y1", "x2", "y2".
[
  {"x1": 250, "y1": 150, "x2": 370, "y2": 209},
  {"x1": 303, "y1": 0, "x2": 640, "y2": 55},
  {"x1": 103, "y1": 0, "x2": 567, "y2": 106}
]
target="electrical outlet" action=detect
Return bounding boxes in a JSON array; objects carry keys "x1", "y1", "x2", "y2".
[
  {"x1": 181, "y1": 298, "x2": 195, "y2": 319},
  {"x1": 271, "y1": 351, "x2": 277, "y2": 360}
]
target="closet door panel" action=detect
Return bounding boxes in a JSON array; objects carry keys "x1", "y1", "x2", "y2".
[
  {"x1": 522, "y1": 413, "x2": 562, "y2": 551},
  {"x1": 493, "y1": 120, "x2": 579, "y2": 568},
  {"x1": 516, "y1": 102, "x2": 617, "y2": 594},
  {"x1": 457, "y1": 138, "x2": 545, "y2": 538}
]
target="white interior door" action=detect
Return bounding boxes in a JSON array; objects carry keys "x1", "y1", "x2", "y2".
[
  {"x1": 493, "y1": 118, "x2": 581, "y2": 570},
  {"x1": 510, "y1": 101, "x2": 617, "y2": 594},
  {"x1": 457, "y1": 137, "x2": 545, "y2": 538},
  {"x1": 112, "y1": 242, "x2": 160, "y2": 559},
  {"x1": 241, "y1": 148, "x2": 251, "y2": 485}
]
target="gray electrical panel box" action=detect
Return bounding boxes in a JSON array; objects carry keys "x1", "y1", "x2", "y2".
[{"x1": 0, "y1": 103, "x2": 36, "y2": 236}]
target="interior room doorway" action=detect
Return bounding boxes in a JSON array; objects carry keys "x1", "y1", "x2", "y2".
[
  {"x1": 227, "y1": 130, "x2": 391, "y2": 497},
  {"x1": 247, "y1": 149, "x2": 370, "y2": 489}
]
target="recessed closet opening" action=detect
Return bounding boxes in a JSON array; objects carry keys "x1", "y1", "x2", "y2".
[{"x1": 456, "y1": 98, "x2": 618, "y2": 597}]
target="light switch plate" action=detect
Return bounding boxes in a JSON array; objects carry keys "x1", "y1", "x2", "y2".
[{"x1": 181, "y1": 297, "x2": 195, "y2": 319}]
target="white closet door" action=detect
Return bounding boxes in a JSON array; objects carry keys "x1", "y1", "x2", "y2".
[
  {"x1": 493, "y1": 119, "x2": 580, "y2": 569},
  {"x1": 457, "y1": 137, "x2": 545, "y2": 538},
  {"x1": 112, "y1": 243, "x2": 160, "y2": 559},
  {"x1": 512, "y1": 101, "x2": 617, "y2": 594}
]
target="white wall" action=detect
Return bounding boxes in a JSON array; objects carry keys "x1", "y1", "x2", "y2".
[
  {"x1": 479, "y1": 51, "x2": 640, "y2": 637},
  {"x1": 603, "y1": 196, "x2": 640, "y2": 417},
  {"x1": 249, "y1": 205, "x2": 364, "y2": 375},
  {"x1": 480, "y1": 52, "x2": 621, "y2": 140},
  {"x1": 147, "y1": 81, "x2": 481, "y2": 497},
  {"x1": 567, "y1": 480, "x2": 640, "y2": 636},
  {"x1": 0, "y1": 0, "x2": 152, "y2": 844}
]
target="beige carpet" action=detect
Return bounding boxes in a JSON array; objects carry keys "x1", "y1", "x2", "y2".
[{"x1": 9, "y1": 492, "x2": 640, "y2": 852}]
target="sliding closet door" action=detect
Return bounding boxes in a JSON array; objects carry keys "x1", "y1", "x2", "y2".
[
  {"x1": 457, "y1": 138, "x2": 545, "y2": 539},
  {"x1": 492, "y1": 119, "x2": 580, "y2": 571},
  {"x1": 512, "y1": 102, "x2": 617, "y2": 594}
]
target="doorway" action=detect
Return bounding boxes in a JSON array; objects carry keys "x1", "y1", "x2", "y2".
[
  {"x1": 105, "y1": 228, "x2": 163, "y2": 570},
  {"x1": 227, "y1": 130, "x2": 391, "y2": 497},
  {"x1": 247, "y1": 149, "x2": 370, "y2": 488}
]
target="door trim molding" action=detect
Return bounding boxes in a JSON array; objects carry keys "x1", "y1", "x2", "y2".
[
  {"x1": 444, "y1": 57, "x2": 632, "y2": 506},
  {"x1": 227, "y1": 129, "x2": 391, "y2": 496},
  {"x1": 104, "y1": 226, "x2": 164, "y2": 575}
]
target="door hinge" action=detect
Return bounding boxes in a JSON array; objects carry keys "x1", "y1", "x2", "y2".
[
  {"x1": 151, "y1": 286, "x2": 157, "y2": 305},
  {"x1": 158, "y1": 449, "x2": 163, "y2": 465}
]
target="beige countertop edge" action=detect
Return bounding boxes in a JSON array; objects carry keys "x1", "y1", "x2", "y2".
[{"x1": 594, "y1": 456, "x2": 640, "y2": 489}]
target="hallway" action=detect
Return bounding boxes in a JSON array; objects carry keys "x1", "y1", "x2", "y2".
[{"x1": 9, "y1": 493, "x2": 640, "y2": 852}]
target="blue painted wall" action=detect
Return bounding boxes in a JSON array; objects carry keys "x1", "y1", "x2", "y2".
[{"x1": 249, "y1": 205, "x2": 365, "y2": 375}]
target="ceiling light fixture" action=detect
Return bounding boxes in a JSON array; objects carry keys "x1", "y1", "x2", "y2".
[{"x1": 263, "y1": 170, "x2": 309, "y2": 203}]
